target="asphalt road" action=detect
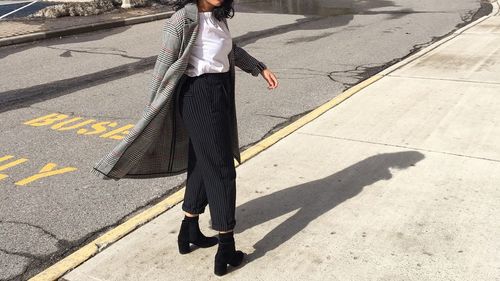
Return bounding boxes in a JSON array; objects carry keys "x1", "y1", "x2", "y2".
[
  {"x1": 0, "y1": 1, "x2": 55, "y2": 19},
  {"x1": 0, "y1": 0, "x2": 488, "y2": 280}
]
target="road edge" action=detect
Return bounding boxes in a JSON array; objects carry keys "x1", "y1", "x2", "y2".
[
  {"x1": 28, "y1": 1, "x2": 499, "y2": 280},
  {"x1": 0, "y1": 11, "x2": 173, "y2": 47},
  {"x1": 380, "y1": 0, "x2": 498, "y2": 75}
]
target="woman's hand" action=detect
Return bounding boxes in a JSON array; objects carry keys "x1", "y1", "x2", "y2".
[{"x1": 261, "y1": 69, "x2": 278, "y2": 90}]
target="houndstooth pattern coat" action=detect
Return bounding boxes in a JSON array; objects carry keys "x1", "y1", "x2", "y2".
[{"x1": 92, "y1": 3, "x2": 266, "y2": 180}]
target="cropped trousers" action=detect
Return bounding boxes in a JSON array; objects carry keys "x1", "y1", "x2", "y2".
[{"x1": 178, "y1": 71, "x2": 236, "y2": 232}]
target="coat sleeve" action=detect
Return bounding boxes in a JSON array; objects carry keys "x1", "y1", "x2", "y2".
[
  {"x1": 233, "y1": 43, "x2": 267, "y2": 77},
  {"x1": 148, "y1": 16, "x2": 182, "y2": 104}
]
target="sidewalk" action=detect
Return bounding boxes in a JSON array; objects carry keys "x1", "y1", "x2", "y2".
[
  {"x1": 0, "y1": 5, "x2": 172, "y2": 47},
  {"x1": 54, "y1": 3, "x2": 500, "y2": 281}
]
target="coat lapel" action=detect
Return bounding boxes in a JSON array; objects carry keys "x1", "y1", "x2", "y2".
[
  {"x1": 184, "y1": 3, "x2": 198, "y2": 25},
  {"x1": 181, "y1": 3, "x2": 199, "y2": 52}
]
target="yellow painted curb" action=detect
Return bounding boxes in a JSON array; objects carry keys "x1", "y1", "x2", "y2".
[{"x1": 29, "y1": 74, "x2": 382, "y2": 281}]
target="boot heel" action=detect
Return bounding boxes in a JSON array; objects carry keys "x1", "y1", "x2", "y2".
[
  {"x1": 178, "y1": 240, "x2": 190, "y2": 254},
  {"x1": 228, "y1": 251, "x2": 244, "y2": 267},
  {"x1": 214, "y1": 260, "x2": 228, "y2": 276}
]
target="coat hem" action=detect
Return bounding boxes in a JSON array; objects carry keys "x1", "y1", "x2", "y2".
[
  {"x1": 92, "y1": 167, "x2": 187, "y2": 180},
  {"x1": 91, "y1": 167, "x2": 120, "y2": 180}
]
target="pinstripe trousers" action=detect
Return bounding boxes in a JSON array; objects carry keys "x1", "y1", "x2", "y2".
[{"x1": 178, "y1": 71, "x2": 236, "y2": 232}]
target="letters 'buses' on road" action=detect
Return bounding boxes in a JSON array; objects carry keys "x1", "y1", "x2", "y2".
[{"x1": 24, "y1": 113, "x2": 134, "y2": 140}]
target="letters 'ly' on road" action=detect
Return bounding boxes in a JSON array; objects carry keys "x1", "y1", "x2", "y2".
[{"x1": 0, "y1": 155, "x2": 77, "y2": 186}]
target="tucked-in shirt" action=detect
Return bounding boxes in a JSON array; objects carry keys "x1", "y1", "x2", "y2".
[{"x1": 186, "y1": 12, "x2": 232, "y2": 77}]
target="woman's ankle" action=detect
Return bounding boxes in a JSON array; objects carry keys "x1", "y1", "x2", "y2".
[
  {"x1": 218, "y1": 231, "x2": 235, "y2": 243},
  {"x1": 184, "y1": 212, "x2": 199, "y2": 218},
  {"x1": 183, "y1": 215, "x2": 199, "y2": 222}
]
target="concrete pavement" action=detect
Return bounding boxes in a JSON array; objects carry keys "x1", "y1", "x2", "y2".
[{"x1": 56, "y1": 2, "x2": 500, "y2": 281}]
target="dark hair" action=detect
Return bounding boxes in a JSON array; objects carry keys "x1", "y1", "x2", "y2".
[{"x1": 172, "y1": 0, "x2": 234, "y2": 21}]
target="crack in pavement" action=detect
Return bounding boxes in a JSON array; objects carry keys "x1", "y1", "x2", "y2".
[
  {"x1": 46, "y1": 46, "x2": 145, "y2": 60},
  {"x1": 0, "y1": 248, "x2": 42, "y2": 261},
  {"x1": 275, "y1": 69, "x2": 332, "y2": 80},
  {"x1": 328, "y1": 63, "x2": 386, "y2": 88},
  {"x1": 0, "y1": 220, "x2": 63, "y2": 280},
  {"x1": 254, "y1": 113, "x2": 289, "y2": 120},
  {"x1": 0, "y1": 249, "x2": 30, "y2": 281},
  {"x1": 0, "y1": 220, "x2": 60, "y2": 242}
]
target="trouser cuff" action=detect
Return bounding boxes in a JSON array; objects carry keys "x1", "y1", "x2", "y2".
[
  {"x1": 211, "y1": 221, "x2": 236, "y2": 232},
  {"x1": 182, "y1": 204, "x2": 206, "y2": 215}
]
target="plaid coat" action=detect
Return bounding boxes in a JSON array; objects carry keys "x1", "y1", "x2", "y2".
[{"x1": 92, "y1": 3, "x2": 266, "y2": 180}]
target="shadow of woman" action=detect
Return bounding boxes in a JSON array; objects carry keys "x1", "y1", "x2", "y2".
[{"x1": 235, "y1": 151, "x2": 425, "y2": 262}]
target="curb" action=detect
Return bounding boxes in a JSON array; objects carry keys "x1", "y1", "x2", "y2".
[
  {"x1": 28, "y1": 2, "x2": 499, "y2": 281},
  {"x1": 0, "y1": 11, "x2": 173, "y2": 47}
]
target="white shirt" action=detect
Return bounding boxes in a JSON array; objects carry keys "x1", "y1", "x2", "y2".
[{"x1": 186, "y1": 12, "x2": 233, "y2": 77}]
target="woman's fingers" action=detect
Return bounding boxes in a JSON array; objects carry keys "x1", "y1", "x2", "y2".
[
  {"x1": 271, "y1": 73, "x2": 278, "y2": 88},
  {"x1": 261, "y1": 69, "x2": 278, "y2": 90},
  {"x1": 268, "y1": 73, "x2": 278, "y2": 89},
  {"x1": 267, "y1": 75, "x2": 274, "y2": 89}
]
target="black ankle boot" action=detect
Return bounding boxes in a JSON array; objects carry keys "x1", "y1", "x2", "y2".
[
  {"x1": 214, "y1": 232, "x2": 245, "y2": 276},
  {"x1": 177, "y1": 216, "x2": 218, "y2": 254}
]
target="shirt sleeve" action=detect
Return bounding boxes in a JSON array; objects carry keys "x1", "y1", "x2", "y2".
[{"x1": 233, "y1": 43, "x2": 267, "y2": 77}]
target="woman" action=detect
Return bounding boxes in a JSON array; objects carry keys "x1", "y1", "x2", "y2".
[
  {"x1": 93, "y1": 0, "x2": 278, "y2": 276},
  {"x1": 173, "y1": 0, "x2": 278, "y2": 276}
]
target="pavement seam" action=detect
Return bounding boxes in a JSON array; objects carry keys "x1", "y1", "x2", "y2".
[
  {"x1": 297, "y1": 132, "x2": 500, "y2": 164},
  {"x1": 387, "y1": 75, "x2": 500, "y2": 85},
  {"x1": 27, "y1": 2, "x2": 499, "y2": 280}
]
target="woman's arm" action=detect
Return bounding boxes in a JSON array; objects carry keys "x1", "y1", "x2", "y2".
[
  {"x1": 233, "y1": 43, "x2": 267, "y2": 76},
  {"x1": 233, "y1": 43, "x2": 279, "y2": 89}
]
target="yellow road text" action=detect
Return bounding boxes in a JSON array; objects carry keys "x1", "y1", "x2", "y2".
[
  {"x1": 0, "y1": 155, "x2": 77, "y2": 186},
  {"x1": 24, "y1": 113, "x2": 134, "y2": 140}
]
